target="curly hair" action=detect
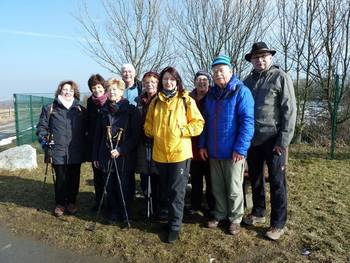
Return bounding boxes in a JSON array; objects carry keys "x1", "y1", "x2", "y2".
[{"x1": 55, "y1": 80, "x2": 80, "y2": 100}]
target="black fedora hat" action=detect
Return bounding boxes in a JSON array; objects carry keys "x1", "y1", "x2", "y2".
[{"x1": 245, "y1": 42, "x2": 276, "y2": 62}]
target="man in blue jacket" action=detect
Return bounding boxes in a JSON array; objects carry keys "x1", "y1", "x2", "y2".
[{"x1": 199, "y1": 55, "x2": 254, "y2": 235}]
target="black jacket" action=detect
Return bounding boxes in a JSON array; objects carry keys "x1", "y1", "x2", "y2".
[
  {"x1": 36, "y1": 98, "x2": 87, "y2": 164},
  {"x1": 92, "y1": 99, "x2": 141, "y2": 173},
  {"x1": 86, "y1": 96, "x2": 106, "y2": 161}
]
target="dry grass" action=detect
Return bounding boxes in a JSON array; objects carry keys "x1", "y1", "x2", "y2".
[{"x1": 0, "y1": 144, "x2": 349, "y2": 262}]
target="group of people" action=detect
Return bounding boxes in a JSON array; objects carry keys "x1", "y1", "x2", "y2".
[{"x1": 36, "y1": 42, "x2": 296, "y2": 244}]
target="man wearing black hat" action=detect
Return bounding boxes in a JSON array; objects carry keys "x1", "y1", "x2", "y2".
[{"x1": 243, "y1": 42, "x2": 296, "y2": 240}]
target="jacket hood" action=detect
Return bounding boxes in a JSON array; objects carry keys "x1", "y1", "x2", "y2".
[{"x1": 210, "y1": 75, "x2": 242, "y2": 99}]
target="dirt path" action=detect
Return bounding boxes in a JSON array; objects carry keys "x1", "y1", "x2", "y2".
[{"x1": 0, "y1": 226, "x2": 112, "y2": 263}]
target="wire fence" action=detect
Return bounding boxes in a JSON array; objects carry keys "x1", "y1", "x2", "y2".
[
  {"x1": 13, "y1": 94, "x2": 54, "y2": 146},
  {"x1": 13, "y1": 93, "x2": 90, "y2": 146}
]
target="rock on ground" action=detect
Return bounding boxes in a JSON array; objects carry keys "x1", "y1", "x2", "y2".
[{"x1": 0, "y1": 144, "x2": 37, "y2": 171}]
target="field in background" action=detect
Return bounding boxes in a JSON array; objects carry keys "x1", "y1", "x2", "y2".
[
  {"x1": 0, "y1": 108, "x2": 14, "y2": 122},
  {"x1": 0, "y1": 144, "x2": 349, "y2": 262}
]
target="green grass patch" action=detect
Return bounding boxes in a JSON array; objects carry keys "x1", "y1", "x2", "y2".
[{"x1": 0, "y1": 144, "x2": 349, "y2": 262}]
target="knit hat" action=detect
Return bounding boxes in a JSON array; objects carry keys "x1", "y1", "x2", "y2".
[
  {"x1": 211, "y1": 55, "x2": 233, "y2": 68},
  {"x1": 194, "y1": 70, "x2": 211, "y2": 82}
]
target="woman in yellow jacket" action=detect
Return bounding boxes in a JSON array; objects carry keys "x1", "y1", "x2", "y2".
[{"x1": 144, "y1": 66, "x2": 204, "y2": 243}]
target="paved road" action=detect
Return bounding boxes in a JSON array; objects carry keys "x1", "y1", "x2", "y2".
[
  {"x1": 0, "y1": 227, "x2": 112, "y2": 263},
  {"x1": 0, "y1": 120, "x2": 15, "y2": 141}
]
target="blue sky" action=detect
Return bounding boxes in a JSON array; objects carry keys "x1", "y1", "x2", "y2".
[{"x1": 0, "y1": 1, "x2": 111, "y2": 100}]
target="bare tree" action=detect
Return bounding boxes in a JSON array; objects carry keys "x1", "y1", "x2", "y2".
[
  {"x1": 311, "y1": 0, "x2": 350, "y2": 125},
  {"x1": 272, "y1": 0, "x2": 320, "y2": 143},
  {"x1": 75, "y1": 0, "x2": 174, "y2": 77},
  {"x1": 170, "y1": 0, "x2": 269, "y2": 83}
]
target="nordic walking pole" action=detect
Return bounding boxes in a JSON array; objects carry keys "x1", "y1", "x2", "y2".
[
  {"x1": 42, "y1": 133, "x2": 54, "y2": 189},
  {"x1": 107, "y1": 127, "x2": 131, "y2": 228},
  {"x1": 87, "y1": 126, "x2": 122, "y2": 232},
  {"x1": 145, "y1": 140, "x2": 153, "y2": 223},
  {"x1": 87, "y1": 159, "x2": 113, "y2": 232}
]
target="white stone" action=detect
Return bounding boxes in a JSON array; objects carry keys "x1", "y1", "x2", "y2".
[{"x1": 0, "y1": 145, "x2": 37, "y2": 171}]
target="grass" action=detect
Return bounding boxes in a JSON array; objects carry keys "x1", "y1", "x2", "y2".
[{"x1": 0, "y1": 144, "x2": 349, "y2": 262}]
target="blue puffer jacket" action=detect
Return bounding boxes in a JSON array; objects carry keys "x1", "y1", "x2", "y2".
[{"x1": 199, "y1": 75, "x2": 255, "y2": 159}]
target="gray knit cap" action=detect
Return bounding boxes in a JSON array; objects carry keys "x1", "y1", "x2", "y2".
[{"x1": 194, "y1": 70, "x2": 211, "y2": 83}]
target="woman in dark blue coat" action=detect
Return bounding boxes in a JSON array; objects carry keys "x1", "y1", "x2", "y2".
[
  {"x1": 36, "y1": 80, "x2": 86, "y2": 217},
  {"x1": 86, "y1": 74, "x2": 108, "y2": 210},
  {"x1": 92, "y1": 78, "x2": 141, "y2": 224}
]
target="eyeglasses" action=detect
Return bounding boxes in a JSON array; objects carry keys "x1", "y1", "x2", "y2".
[{"x1": 251, "y1": 53, "x2": 271, "y2": 60}]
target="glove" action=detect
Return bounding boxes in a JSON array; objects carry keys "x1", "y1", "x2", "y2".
[{"x1": 40, "y1": 139, "x2": 47, "y2": 150}]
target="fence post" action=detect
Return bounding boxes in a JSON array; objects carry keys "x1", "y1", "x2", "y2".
[
  {"x1": 13, "y1": 94, "x2": 20, "y2": 146},
  {"x1": 330, "y1": 74, "x2": 339, "y2": 159},
  {"x1": 29, "y1": 95, "x2": 35, "y2": 142}
]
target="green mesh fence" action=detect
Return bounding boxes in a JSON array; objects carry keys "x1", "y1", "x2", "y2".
[{"x1": 13, "y1": 94, "x2": 54, "y2": 146}]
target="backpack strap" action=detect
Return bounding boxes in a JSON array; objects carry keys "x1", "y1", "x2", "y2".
[{"x1": 48, "y1": 103, "x2": 53, "y2": 118}]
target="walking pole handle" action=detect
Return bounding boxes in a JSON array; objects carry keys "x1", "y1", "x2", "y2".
[
  {"x1": 106, "y1": 126, "x2": 113, "y2": 149},
  {"x1": 114, "y1": 128, "x2": 124, "y2": 148}
]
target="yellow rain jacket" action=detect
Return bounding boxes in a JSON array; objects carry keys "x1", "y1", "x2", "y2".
[{"x1": 144, "y1": 91, "x2": 204, "y2": 163}]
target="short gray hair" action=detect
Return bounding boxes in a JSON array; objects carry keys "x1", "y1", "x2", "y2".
[{"x1": 121, "y1": 63, "x2": 136, "y2": 73}]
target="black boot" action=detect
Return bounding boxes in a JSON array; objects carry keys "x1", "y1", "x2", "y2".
[{"x1": 167, "y1": 230, "x2": 179, "y2": 244}]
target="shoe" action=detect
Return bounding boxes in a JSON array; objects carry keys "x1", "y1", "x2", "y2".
[
  {"x1": 207, "y1": 219, "x2": 219, "y2": 228},
  {"x1": 167, "y1": 230, "x2": 179, "y2": 244},
  {"x1": 242, "y1": 214, "x2": 266, "y2": 226},
  {"x1": 266, "y1": 227, "x2": 285, "y2": 240},
  {"x1": 53, "y1": 205, "x2": 65, "y2": 217},
  {"x1": 66, "y1": 203, "x2": 78, "y2": 215},
  {"x1": 228, "y1": 223, "x2": 241, "y2": 235},
  {"x1": 161, "y1": 224, "x2": 170, "y2": 232}
]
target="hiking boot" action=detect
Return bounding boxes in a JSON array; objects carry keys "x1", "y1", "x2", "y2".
[
  {"x1": 66, "y1": 203, "x2": 78, "y2": 215},
  {"x1": 228, "y1": 223, "x2": 241, "y2": 235},
  {"x1": 207, "y1": 219, "x2": 219, "y2": 228},
  {"x1": 266, "y1": 227, "x2": 285, "y2": 240},
  {"x1": 242, "y1": 214, "x2": 266, "y2": 226},
  {"x1": 53, "y1": 205, "x2": 65, "y2": 217},
  {"x1": 167, "y1": 230, "x2": 179, "y2": 244}
]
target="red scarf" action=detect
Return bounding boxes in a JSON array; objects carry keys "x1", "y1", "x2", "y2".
[{"x1": 91, "y1": 93, "x2": 108, "y2": 107}]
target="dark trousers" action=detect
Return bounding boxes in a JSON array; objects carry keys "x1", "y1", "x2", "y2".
[
  {"x1": 156, "y1": 159, "x2": 190, "y2": 232},
  {"x1": 247, "y1": 137, "x2": 287, "y2": 229},
  {"x1": 106, "y1": 168, "x2": 132, "y2": 221},
  {"x1": 92, "y1": 164, "x2": 104, "y2": 206},
  {"x1": 190, "y1": 160, "x2": 214, "y2": 211},
  {"x1": 140, "y1": 172, "x2": 160, "y2": 215},
  {"x1": 53, "y1": 164, "x2": 81, "y2": 206}
]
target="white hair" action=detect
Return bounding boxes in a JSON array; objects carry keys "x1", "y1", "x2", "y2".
[{"x1": 121, "y1": 63, "x2": 136, "y2": 73}]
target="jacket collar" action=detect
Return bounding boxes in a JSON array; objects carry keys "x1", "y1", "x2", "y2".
[{"x1": 210, "y1": 75, "x2": 241, "y2": 99}]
